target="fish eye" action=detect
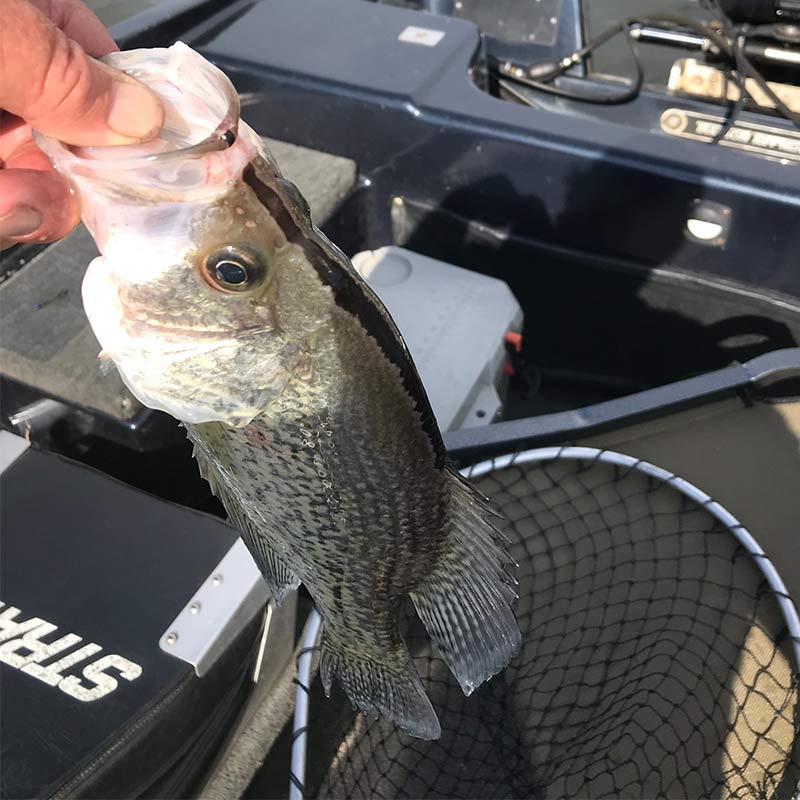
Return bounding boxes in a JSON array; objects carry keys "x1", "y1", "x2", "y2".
[{"x1": 202, "y1": 246, "x2": 267, "y2": 294}]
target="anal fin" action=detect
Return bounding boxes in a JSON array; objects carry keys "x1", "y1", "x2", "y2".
[
  {"x1": 410, "y1": 466, "x2": 521, "y2": 696},
  {"x1": 319, "y1": 628, "x2": 442, "y2": 740}
]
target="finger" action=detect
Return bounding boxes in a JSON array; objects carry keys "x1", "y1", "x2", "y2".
[
  {"x1": 0, "y1": 114, "x2": 33, "y2": 163},
  {"x1": 3, "y1": 134, "x2": 55, "y2": 172},
  {"x1": 28, "y1": 0, "x2": 118, "y2": 56},
  {"x1": 0, "y1": 0, "x2": 163, "y2": 146},
  {"x1": 0, "y1": 169, "x2": 79, "y2": 245},
  {"x1": 0, "y1": 141, "x2": 80, "y2": 244}
]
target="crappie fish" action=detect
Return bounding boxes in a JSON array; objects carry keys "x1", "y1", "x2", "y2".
[{"x1": 36, "y1": 42, "x2": 520, "y2": 739}]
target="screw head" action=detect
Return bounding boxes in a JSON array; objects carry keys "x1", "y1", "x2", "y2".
[{"x1": 165, "y1": 632, "x2": 178, "y2": 646}]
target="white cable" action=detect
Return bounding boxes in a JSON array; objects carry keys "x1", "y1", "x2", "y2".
[
  {"x1": 288, "y1": 608, "x2": 323, "y2": 800},
  {"x1": 252, "y1": 603, "x2": 273, "y2": 683}
]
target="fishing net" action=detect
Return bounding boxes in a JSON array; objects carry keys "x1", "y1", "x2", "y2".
[{"x1": 310, "y1": 447, "x2": 800, "y2": 800}]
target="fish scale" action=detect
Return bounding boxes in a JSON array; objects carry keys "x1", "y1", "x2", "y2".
[{"x1": 37, "y1": 41, "x2": 522, "y2": 740}]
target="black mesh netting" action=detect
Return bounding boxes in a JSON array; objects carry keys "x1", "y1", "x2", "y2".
[{"x1": 312, "y1": 450, "x2": 800, "y2": 800}]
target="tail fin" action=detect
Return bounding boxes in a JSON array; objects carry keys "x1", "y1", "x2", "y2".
[
  {"x1": 410, "y1": 467, "x2": 521, "y2": 696},
  {"x1": 319, "y1": 629, "x2": 442, "y2": 740}
]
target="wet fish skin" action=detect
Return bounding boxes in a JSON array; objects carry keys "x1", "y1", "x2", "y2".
[
  {"x1": 37, "y1": 43, "x2": 521, "y2": 739},
  {"x1": 183, "y1": 154, "x2": 520, "y2": 739}
]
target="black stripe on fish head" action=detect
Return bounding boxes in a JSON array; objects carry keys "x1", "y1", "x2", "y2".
[{"x1": 242, "y1": 163, "x2": 448, "y2": 470}]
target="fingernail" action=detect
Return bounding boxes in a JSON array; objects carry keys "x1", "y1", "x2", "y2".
[
  {"x1": 0, "y1": 206, "x2": 42, "y2": 239},
  {"x1": 107, "y1": 81, "x2": 163, "y2": 142}
]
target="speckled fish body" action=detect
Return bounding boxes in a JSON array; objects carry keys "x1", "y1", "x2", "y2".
[{"x1": 36, "y1": 43, "x2": 521, "y2": 739}]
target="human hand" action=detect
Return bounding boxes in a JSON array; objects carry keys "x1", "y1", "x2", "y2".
[{"x1": 0, "y1": 0, "x2": 164, "y2": 247}]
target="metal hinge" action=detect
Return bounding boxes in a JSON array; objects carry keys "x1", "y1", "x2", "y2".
[{"x1": 159, "y1": 538, "x2": 269, "y2": 677}]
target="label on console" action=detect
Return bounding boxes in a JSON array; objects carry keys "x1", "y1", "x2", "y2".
[{"x1": 660, "y1": 108, "x2": 800, "y2": 163}]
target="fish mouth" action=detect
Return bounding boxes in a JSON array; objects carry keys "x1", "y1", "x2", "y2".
[
  {"x1": 33, "y1": 42, "x2": 245, "y2": 202},
  {"x1": 79, "y1": 43, "x2": 239, "y2": 168}
]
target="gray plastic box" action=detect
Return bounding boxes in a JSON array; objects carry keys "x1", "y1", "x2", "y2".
[{"x1": 351, "y1": 246, "x2": 523, "y2": 431}]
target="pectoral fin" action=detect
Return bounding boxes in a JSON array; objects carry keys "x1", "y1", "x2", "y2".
[{"x1": 189, "y1": 428, "x2": 300, "y2": 604}]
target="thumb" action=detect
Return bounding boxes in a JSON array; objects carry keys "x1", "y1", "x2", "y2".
[{"x1": 0, "y1": 0, "x2": 163, "y2": 146}]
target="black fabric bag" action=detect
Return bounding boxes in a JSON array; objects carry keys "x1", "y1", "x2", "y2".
[{"x1": 0, "y1": 438, "x2": 264, "y2": 799}]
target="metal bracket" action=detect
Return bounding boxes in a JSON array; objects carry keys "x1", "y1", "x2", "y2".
[{"x1": 159, "y1": 538, "x2": 269, "y2": 677}]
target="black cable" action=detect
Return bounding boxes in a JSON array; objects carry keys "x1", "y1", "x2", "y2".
[
  {"x1": 291, "y1": 726, "x2": 311, "y2": 743},
  {"x1": 491, "y1": 6, "x2": 800, "y2": 132},
  {"x1": 710, "y1": 0, "x2": 800, "y2": 127},
  {"x1": 713, "y1": 54, "x2": 748, "y2": 142},
  {"x1": 670, "y1": 5, "x2": 800, "y2": 129},
  {"x1": 292, "y1": 677, "x2": 311, "y2": 695},
  {"x1": 490, "y1": 19, "x2": 643, "y2": 106}
]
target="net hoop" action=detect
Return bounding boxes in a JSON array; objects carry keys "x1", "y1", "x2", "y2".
[{"x1": 464, "y1": 445, "x2": 800, "y2": 677}]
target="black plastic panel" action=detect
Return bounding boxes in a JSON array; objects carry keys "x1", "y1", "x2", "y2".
[
  {"x1": 443, "y1": 347, "x2": 800, "y2": 460},
  {"x1": 191, "y1": 0, "x2": 800, "y2": 298}
]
